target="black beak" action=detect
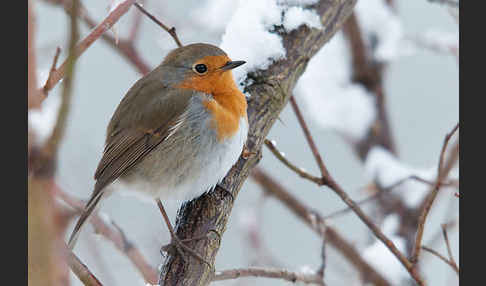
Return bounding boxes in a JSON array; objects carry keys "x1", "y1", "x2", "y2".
[{"x1": 220, "y1": 60, "x2": 246, "y2": 71}]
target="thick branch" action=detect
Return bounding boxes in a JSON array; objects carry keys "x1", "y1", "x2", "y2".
[{"x1": 158, "y1": 1, "x2": 358, "y2": 285}]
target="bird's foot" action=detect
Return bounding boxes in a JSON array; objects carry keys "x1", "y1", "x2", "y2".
[{"x1": 160, "y1": 233, "x2": 213, "y2": 268}]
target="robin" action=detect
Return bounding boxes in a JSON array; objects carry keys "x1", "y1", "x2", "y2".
[{"x1": 67, "y1": 43, "x2": 248, "y2": 261}]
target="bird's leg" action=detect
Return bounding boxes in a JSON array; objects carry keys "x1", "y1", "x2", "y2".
[{"x1": 156, "y1": 199, "x2": 211, "y2": 267}]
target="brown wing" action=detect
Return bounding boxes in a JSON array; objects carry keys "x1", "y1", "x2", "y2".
[
  {"x1": 93, "y1": 125, "x2": 173, "y2": 194},
  {"x1": 89, "y1": 73, "x2": 194, "y2": 207},
  {"x1": 68, "y1": 70, "x2": 195, "y2": 249}
]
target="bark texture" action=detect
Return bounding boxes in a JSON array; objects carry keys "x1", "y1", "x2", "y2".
[{"x1": 159, "y1": 1, "x2": 357, "y2": 285}]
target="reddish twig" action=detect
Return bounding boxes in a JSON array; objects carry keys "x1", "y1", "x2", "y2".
[
  {"x1": 128, "y1": 0, "x2": 144, "y2": 41},
  {"x1": 134, "y1": 3, "x2": 183, "y2": 48},
  {"x1": 411, "y1": 123, "x2": 459, "y2": 263},
  {"x1": 213, "y1": 267, "x2": 326, "y2": 285},
  {"x1": 67, "y1": 247, "x2": 104, "y2": 286},
  {"x1": 42, "y1": 47, "x2": 62, "y2": 96},
  {"x1": 28, "y1": 1, "x2": 40, "y2": 109},
  {"x1": 41, "y1": 0, "x2": 138, "y2": 98},
  {"x1": 55, "y1": 188, "x2": 158, "y2": 284}
]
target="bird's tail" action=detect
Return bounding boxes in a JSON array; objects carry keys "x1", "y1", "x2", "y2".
[{"x1": 67, "y1": 191, "x2": 104, "y2": 250}]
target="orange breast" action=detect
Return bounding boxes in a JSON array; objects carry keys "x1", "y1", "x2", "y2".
[
  {"x1": 176, "y1": 55, "x2": 247, "y2": 142},
  {"x1": 202, "y1": 92, "x2": 246, "y2": 141}
]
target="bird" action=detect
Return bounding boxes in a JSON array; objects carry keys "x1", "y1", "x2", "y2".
[{"x1": 67, "y1": 43, "x2": 248, "y2": 259}]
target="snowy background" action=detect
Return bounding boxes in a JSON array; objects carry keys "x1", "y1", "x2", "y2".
[{"x1": 30, "y1": 0, "x2": 458, "y2": 285}]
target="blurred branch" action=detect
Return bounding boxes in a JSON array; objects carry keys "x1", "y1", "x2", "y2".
[
  {"x1": 134, "y1": 3, "x2": 183, "y2": 48},
  {"x1": 40, "y1": 0, "x2": 138, "y2": 99},
  {"x1": 427, "y1": 0, "x2": 459, "y2": 8},
  {"x1": 252, "y1": 168, "x2": 392, "y2": 286},
  {"x1": 158, "y1": 1, "x2": 359, "y2": 285},
  {"x1": 67, "y1": 247, "x2": 104, "y2": 286},
  {"x1": 42, "y1": 47, "x2": 62, "y2": 95},
  {"x1": 28, "y1": 0, "x2": 40, "y2": 109},
  {"x1": 55, "y1": 187, "x2": 158, "y2": 284},
  {"x1": 411, "y1": 123, "x2": 459, "y2": 263},
  {"x1": 213, "y1": 267, "x2": 326, "y2": 285},
  {"x1": 28, "y1": 178, "x2": 72, "y2": 286},
  {"x1": 31, "y1": 0, "x2": 80, "y2": 179},
  {"x1": 342, "y1": 12, "x2": 396, "y2": 159},
  {"x1": 28, "y1": 2, "x2": 78, "y2": 285},
  {"x1": 128, "y1": 0, "x2": 144, "y2": 41}
]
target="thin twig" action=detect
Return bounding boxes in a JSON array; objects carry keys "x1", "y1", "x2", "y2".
[
  {"x1": 324, "y1": 175, "x2": 458, "y2": 219},
  {"x1": 421, "y1": 246, "x2": 459, "y2": 275},
  {"x1": 213, "y1": 267, "x2": 325, "y2": 285},
  {"x1": 128, "y1": 0, "x2": 144, "y2": 41},
  {"x1": 289, "y1": 96, "x2": 329, "y2": 179},
  {"x1": 41, "y1": 0, "x2": 138, "y2": 97},
  {"x1": 264, "y1": 139, "x2": 323, "y2": 185},
  {"x1": 285, "y1": 96, "x2": 424, "y2": 285},
  {"x1": 411, "y1": 123, "x2": 459, "y2": 263},
  {"x1": 55, "y1": 187, "x2": 158, "y2": 284},
  {"x1": 49, "y1": 0, "x2": 151, "y2": 75},
  {"x1": 252, "y1": 168, "x2": 392, "y2": 286},
  {"x1": 67, "y1": 247, "x2": 104, "y2": 286},
  {"x1": 42, "y1": 47, "x2": 62, "y2": 95},
  {"x1": 441, "y1": 224, "x2": 459, "y2": 274},
  {"x1": 134, "y1": 3, "x2": 183, "y2": 48},
  {"x1": 36, "y1": 0, "x2": 80, "y2": 177}
]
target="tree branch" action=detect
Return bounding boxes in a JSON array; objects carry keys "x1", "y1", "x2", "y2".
[
  {"x1": 40, "y1": 0, "x2": 138, "y2": 98},
  {"x1": 277, "y1": 87, "x2": 424, "y2": 284},
  {"x1": 410, "y1": 123, "x2": 459, "y2": 263},
  {"x1": 342, "y1": 12, "x2": 396, "y2": 159},
  {"x1": 55, "y1": 187, "x2": 158, "y2": 284},
  {"x1": 213, "y1": 267, "x2": 325, "y2": 285},
  {"x1": 421, "y1": 246, "x2": 459, "y2": 275},
  {"x1": 289, "y1": 96, "x2": 330, "y2": 179},
  {"x1": 67, "y1": 247, "x2": 104, "y2": 286},
  {"x1": 158, "y1": 1, "x2": 358, "y2": 285},
  {"x1": 264, "y1": 138, "x2": 323, "y2": 185},
  {"x1": 252, "y1": 168, "x2": 391, "y2": 286},
  {"x1": 134, "y1": 3, "x2": 183, "y2": 48}
]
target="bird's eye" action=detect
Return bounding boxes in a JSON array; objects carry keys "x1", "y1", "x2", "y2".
[{"x1": 193, "y1": 64, "x2": 208, "y2": 74}]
